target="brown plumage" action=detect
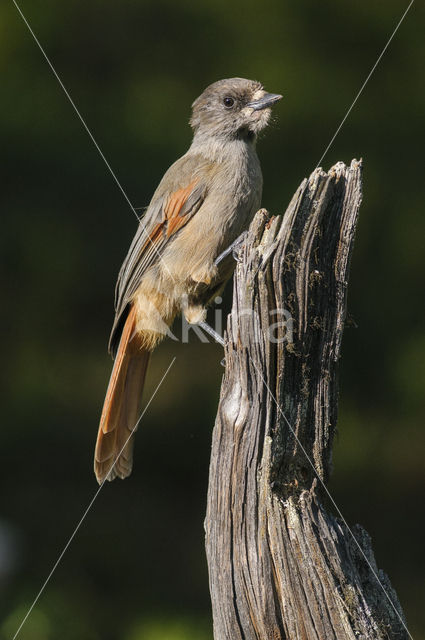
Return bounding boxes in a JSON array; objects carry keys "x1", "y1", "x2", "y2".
[{"x1": 94, "y1": 78, "x2": 282, "y2": 483}]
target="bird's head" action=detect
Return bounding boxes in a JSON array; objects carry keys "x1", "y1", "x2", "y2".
[{"x1": 190, "y1": 78, "x2": 282, "y2": 143}]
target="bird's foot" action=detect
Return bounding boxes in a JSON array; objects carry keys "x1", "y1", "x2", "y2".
[{"x1": 198, "y1": 321, "x2": 225, "y2": 347}]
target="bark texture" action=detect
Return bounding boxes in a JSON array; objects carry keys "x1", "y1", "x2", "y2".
[{"x1": 205, "y1": 161, "x2": 409, "y2": 640}]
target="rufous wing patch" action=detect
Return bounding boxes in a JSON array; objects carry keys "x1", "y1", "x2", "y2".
[{"x1": 139, "y1": 179, "x2": 201, "y2": 251}]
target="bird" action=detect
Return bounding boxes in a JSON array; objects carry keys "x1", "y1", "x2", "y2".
[{"x1": 94, "y1": 77, "x2": 282, "y2": 484}]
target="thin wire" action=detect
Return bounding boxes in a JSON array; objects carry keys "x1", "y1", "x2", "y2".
[
  {"x1": 11, "y1": 0, "x2": 137, "y2": 219},
  {"x1": 10, "y1": 0, "x2": 178, "y2": 282},
  {"x1": 315, "y1": 0, "x2": 415, "y2": 169},
  {"x1": 309, "y1": 6, "x2": 416, "y2": 630},
  {"x1": 11, "y1": 357, "x2": 176, "y2": 640}
]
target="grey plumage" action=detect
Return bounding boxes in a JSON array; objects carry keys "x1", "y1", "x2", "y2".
[{"x1": 95, "y1": 78, "x2": 282, "y2": 483}]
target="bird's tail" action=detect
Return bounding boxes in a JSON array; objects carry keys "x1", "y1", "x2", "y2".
[{"x1": 94, "y1": 306, "x2": 150, "y2": 484}]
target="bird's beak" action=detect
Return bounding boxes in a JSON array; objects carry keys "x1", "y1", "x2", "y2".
[{"x1": 247, "y1": 92, "x2": 283, "y2": 111}]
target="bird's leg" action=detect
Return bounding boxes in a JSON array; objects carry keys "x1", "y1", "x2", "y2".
[
  {"x1": 181, "y1": 295, "x2": 225, "y2": 347},
  {"x1": 214, "y1": 231, "x2": 248, "y2": 267},
  {"x1": 199, "y1": 321, "x2": 225, "y2": 347},
  {"x1": 195, "y1": 232, "x2": 248, "y2": 349}
]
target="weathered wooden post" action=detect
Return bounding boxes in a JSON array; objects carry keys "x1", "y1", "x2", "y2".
[{"x1": 205, "y1": 161, "x2": 409, "y2": 640}]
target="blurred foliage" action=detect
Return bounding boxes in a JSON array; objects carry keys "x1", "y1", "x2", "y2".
[
  {"x1": 126, "y1": 616, "x2": 212, "y2": 640},
  {"x1": 0, "y1": 0, "x2": 424, "y2": 638}
]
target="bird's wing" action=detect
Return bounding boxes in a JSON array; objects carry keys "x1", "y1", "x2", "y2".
[{"x1": 109, "y1": 154, "x2": 209, "y2": 353}]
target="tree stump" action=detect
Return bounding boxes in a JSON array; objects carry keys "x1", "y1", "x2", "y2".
[{"x1": 205, "y1": 160, "x2": 410, "y2": 640}]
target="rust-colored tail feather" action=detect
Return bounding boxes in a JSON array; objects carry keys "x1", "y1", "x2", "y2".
[{"x1": 94, "y1": 305, "x2": 150, "y2": 483}]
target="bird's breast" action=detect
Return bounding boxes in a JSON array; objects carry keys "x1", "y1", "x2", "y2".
[{"x1": 152, "y1": 146, "x2": 262, "y2": 299}]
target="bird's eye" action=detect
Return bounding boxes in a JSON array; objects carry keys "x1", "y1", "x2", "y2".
[{"x1": 223, "y1": 96, "x2": 235, "y2": 108}]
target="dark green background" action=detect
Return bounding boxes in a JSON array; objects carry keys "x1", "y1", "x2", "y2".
[{"x1": 1, "y1": 1, "x2": 424, "y2": 638}]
